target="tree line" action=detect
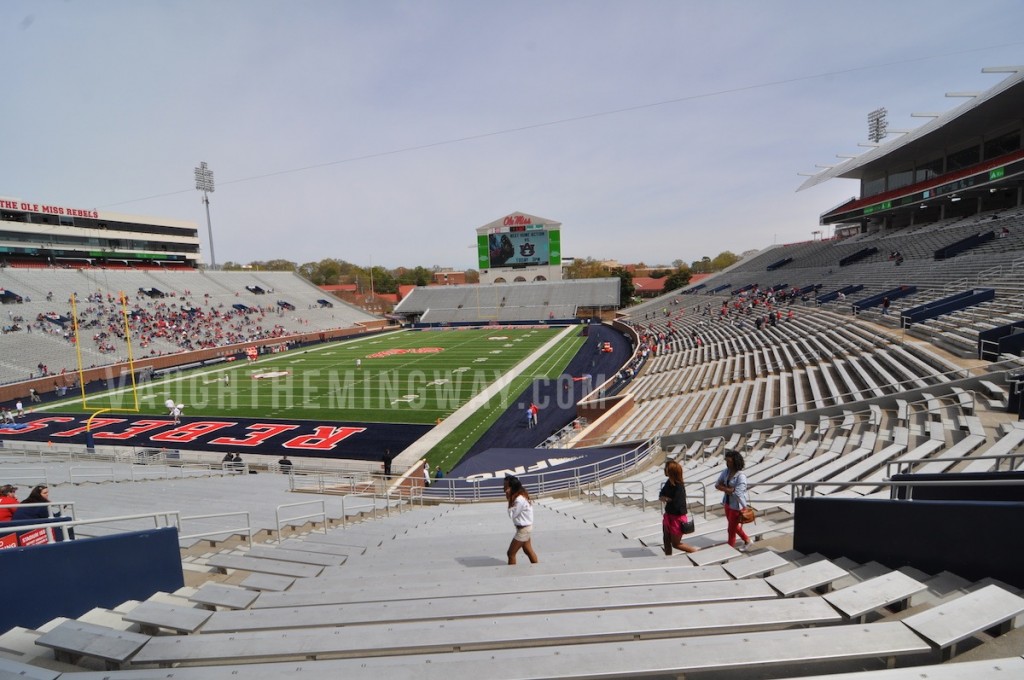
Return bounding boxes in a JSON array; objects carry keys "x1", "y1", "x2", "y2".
[{"x1": 220, "y1": 251, "x2": 741, "y2": 300}]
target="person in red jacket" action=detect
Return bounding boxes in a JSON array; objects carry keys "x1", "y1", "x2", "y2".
[{"x1": 0, "y1": 484, "x2": 18, "y2": 522}]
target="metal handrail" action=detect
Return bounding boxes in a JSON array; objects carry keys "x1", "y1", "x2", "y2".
[
  {"x1": 884, "y1": 450, "x2": 1024, "y2": 477},
  {"x1": 424, "y1": 437, "x2": 659, "y2": 502},
  {"x1": 179, "y1": 510, "x2": 253, "y2": 547},
  {"x1": 611, "y1": 481, "x2": 645, "y2": 510},
  {"x1": 788, "y1": 477, "x2": 1024, "y2": 500},
  {"x1": 1, "y1": 500, "x2": 76, "y2": 520},
  {"x1": 275, "y1": 500, "x2": 327, "y2": 543},
  {"x1": 2, "y1": 509, "x2": 176, "y2": 544},
  {"x1": 68, "y1": 465, "x2": 115, "y2": 484},
  {"x1": 0, "y1": 467, "x2": 50, "y2": 487},
  {"x1": 339, "y1": 493, "x2": 382, "y2": 526}
]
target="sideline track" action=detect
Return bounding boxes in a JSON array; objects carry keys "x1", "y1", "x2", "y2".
[{"x1": 392, "y1": 325, "x2": 578, "y2": 471}]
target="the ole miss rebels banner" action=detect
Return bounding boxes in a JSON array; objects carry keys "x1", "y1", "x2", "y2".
[{"x1": 0, "y1": 414, "x2": 430, "y2": 461}]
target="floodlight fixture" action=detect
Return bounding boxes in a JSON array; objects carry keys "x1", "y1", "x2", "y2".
[
  {"x1": 194, "y1": 161, "x2": 217, "y2": 268},
  {"x1": 867, "y1": 107, "x2": 888, "y2": 143}
]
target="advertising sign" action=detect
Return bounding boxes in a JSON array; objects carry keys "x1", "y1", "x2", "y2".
[{"x1": 18, "y1": 528, "x2": 49, "y2": 546}]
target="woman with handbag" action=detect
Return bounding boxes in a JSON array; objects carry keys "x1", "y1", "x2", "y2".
[
  {"x1": 659, "y1": 460, "x2": 699, "y2": 555},
  {"x1": 715, "y1": 450, "x2": 754, "y2": 551},
  {"x1": 504, "y1": 475, "x2": 539, "y2": 565}
]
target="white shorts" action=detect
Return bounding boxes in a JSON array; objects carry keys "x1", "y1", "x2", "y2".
[{"x1": 514, "y1": 525, "x2": 533, "y2": 542}]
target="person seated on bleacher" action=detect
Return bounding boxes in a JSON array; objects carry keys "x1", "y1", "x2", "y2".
[
  {"x1": 0, "y1": 484, "x2": 18, "y2": 521},
  {"x1": 12, "y1": 484, "x2": 74, "y2": 541}
]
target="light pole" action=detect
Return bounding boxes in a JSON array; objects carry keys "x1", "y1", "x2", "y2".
[{"x1": 194, "y1": 161, "x2": 217, "y2": 268}]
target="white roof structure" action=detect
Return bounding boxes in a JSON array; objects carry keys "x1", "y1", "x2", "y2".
[{"x1": 797, "y1": 67, "x2": 1024, "y2": 192}]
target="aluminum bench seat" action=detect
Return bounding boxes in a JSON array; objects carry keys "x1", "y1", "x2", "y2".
[
  {"x1": 722, "y1": 549, "x2": 790, "y2": 579},
  {"x1": 901, "y1": 584, "x2": 1024, "y2": 659},
  {"x1": 774, "y1": 656, "x2": 1024, "y2": 680},
  {"x1": 823, "y1": 571, "x2": 927, "y2": 622},
  {"x1": 766, "y1": 557, "x2": 850, "y2": 596},
  {"x1": 134, "y1": 597, "x2": 842, "y2": 666},
  {"x1": 0, "y1": 657, "x2": 61, "y2": 679},
  {"x1": 188, "y1": 583, "x2": 259, "y2": 610},
  {"x1": 121, "y1": 601, "x2": 212, "y2": 635},
  {"x1": 205, "y1": 553, "x2": 323, "y2": 579},
  {"x1": 206, "y1": 578, "x2": 777, "y2": 632},
  {"x1": 243, "y1": 545, "x2": 348, "y2": 567},
  {"x1": 33, "y1": 620, "x2": 150, "y2": 671},
  {"x1": 255, "y1": 563, "x2": 733, "y2": 609},
  {"x1": 277, "y1": 538, "x2": 358, "y2": 557},
  {"x1": 67, "y1": 621, "x2": 932, "y2": 680},
  {"x1": 239, "y1": 573, "x2": 294, "y2": 592}
]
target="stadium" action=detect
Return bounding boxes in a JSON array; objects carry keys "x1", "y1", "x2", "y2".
[{"x1": 2, "y1": 62, "x2": 1024, "y2": 680}]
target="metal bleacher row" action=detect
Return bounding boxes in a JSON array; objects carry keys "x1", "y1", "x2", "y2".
[
  {"x1": 662, "y1": 208, "x2": 1024, "y2": 350},
  {"x1": 609, "y1": 306, "x2": 969, "y2": 442},
  {"x1": 1, "y1": 341, "x2": 1023, "y2": 676},
  {"x1": 4, "y1": 209, "x2": 1024, "y2": 676},
  {"x1": 1, "y1": 486, "x2": 1023, "y2": 680},
  {"x1": 393, "y1": 277, "x2": 620, "y2": 323},
  {"x1": 0, "y1": 268, "x2": 378, "y2": 384}
]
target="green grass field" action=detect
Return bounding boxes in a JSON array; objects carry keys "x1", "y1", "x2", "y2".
[{"x1": 68, "y1": 328, "x2": 573, "y2": 424}]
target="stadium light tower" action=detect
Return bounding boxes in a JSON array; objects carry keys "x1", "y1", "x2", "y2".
[
  {"x1": 867, "y1": 107, "x2": 888, "y2": 144},
  {"x1": 194, "y1": 161, "x2": 217, "y2": 269}
]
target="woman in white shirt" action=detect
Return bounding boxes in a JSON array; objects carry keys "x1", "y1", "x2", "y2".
[{"x1": 504, "y1": 476, "x2": 539, "y2": 565}]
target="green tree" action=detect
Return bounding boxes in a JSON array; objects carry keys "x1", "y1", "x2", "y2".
[
  {"x1": 711, "y1": 251, "x2": 740, "y2": 271},
  {"x1": 691, "y1": 256, "x2": 713, "y2": 274},
  {"x1": 254, "y1": 259, "x2": 297, "y2": 272},
  {"x1": 610, "y1": 267, "x2": 634, "y2": 304},
  {"x1": 565, "y1": 257, "x2": 612, "y2": 279},
  {"x1": 662, "y1": 268, "x2": 692, "y2": 292},
  {"x1": 298, "y1": 258, "x2": 343, "y2": 285},
  {"x1": 368, "y1": 266, "x2": 397, "y2": 294},
  {"x1": 396, "y1": 266, "x2": 433, "y2": 287}
]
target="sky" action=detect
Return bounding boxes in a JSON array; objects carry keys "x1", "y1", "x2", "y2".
[{"x1": 3, "y1": 1, "x2": 1024, "y2": 271}]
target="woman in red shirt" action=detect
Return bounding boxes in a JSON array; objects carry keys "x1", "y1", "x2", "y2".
[{"x1": 0, "y1": 484, "x2": 18, "y2": 522}]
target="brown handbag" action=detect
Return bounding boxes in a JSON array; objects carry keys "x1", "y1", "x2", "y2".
[{"x1": 738, "y1": 506, "x2": 757, "y2": 524}]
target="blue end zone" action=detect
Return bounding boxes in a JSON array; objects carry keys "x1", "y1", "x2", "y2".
[{"x1": 0, "y1": 414, "x2": 430, "y2": 462}]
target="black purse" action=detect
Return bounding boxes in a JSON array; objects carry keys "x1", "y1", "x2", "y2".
[{"x1": 681, "y1": 514, "x2": 695, "y2": 534}]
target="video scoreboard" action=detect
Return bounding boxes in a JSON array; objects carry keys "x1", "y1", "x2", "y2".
[{"x1": 477, "y1": 222, "x2": 561, "y2": 269}]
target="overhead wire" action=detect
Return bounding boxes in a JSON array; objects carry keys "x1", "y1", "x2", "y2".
[{"x1": 96, "y1": 41, "x2": 1024, "y2": 210}]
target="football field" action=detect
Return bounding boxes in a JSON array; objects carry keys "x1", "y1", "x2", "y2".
[{"x1": 69, "y1": 327, "x2": 581, "y2": 425}]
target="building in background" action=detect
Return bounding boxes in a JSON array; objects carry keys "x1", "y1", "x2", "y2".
[
  {"x1": 0, "y1": 196, "x2": 200, "y2": 268},
  {"x1": 476, "y1": 212, "x2": 562, "y2": 285}
]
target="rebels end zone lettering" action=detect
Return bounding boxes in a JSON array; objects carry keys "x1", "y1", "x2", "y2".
[
  {"x1": 210, "y1": 423, "x2": 300, "y2": 447},
  {"x1": 2, "y1": 414, "x2": 430, "y2": 461},
  {"x1": 282, "y1": 426, "x2": 365, "y2": 451}
]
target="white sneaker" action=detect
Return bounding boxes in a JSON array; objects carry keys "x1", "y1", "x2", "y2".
[
  {"x1": 735, "y1": 542, "x2": 747, "y2": 552},
  {"x1": 744, "y1": 539, "x2": 755, "y2": 551}
]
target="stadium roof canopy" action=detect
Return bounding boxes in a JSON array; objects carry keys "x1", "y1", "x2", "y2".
[{"x1": 797, "y1": 67, "x2": 1024, "y2": 192}]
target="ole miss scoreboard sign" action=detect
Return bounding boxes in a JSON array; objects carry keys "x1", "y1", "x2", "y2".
[{"x1": 0, "y1": 414, "x2": 430, "y2": 461}]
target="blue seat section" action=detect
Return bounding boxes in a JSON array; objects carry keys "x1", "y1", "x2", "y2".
[
  {"x1": 0, "y1": 527, "x2": 184, "y2": 632},
  {"x1": 901, "y1": 288, "x2": 994, "y2": 327}
]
